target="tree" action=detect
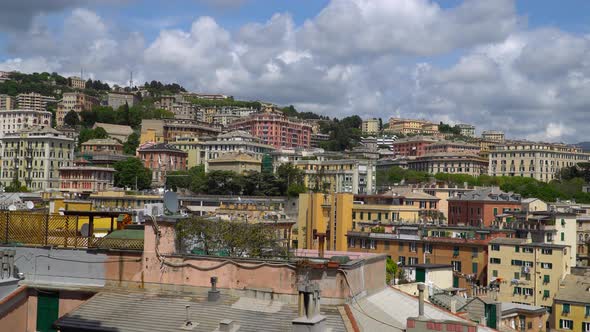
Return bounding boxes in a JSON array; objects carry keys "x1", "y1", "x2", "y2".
[
  {"x1": 386, "y1": 257, "x2": 398, "y2": 285},
  {"x1": 63, "y1": 110, "x2": 80, "y2": 126},
  {"x1": 4, "y1": 179, "x2": 28, "y2": 193},
  {"x1": 113, "y1": 158, "x2": 152, "y2": 190},
  {"x1": 123, "y1": 132, "x2": 140, "y2": 155}
]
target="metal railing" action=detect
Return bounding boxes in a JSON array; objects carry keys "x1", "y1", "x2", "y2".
[{"x1": 0, "y1": 212, "x2": 143, "y2": 250}]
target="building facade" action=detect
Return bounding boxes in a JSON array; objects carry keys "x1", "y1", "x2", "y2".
[
  {"x1": 140, "y1": 119, "x2": 221, "y2": 144},
  {"x1": 425, "y1": 141, "x2": 480, "y2": 154},
  {"x1": 481, "y1": 131, "x2": 505, "y2": 142},
  {"x1": 387, "y1": 118, "x2": 439, "y2": 135},
  {"x1": 107, "y1": 92, "x2": 140, "y2": 110},
  {"x1": 408, "y1": 152, "x2": 488, "y2": 176},
  {"x1": 207, "y1": 152, "x2": 261, "y2": 174},
  {"x1": 16, "y1": 92, "x2": 56, "y2": 112},
  {"x1": 457, "y1": 124, "x2": 476, "y2": 137},
  {"x1": 0, "y1": 94, "x2": 15, "y2": 110},
  {"x1": 56, "y1": 92, "x2": 100, "y2": 126},
  {"x1": 294, "y1": 159, "x2": 376, "y2": 194},
  {"x1": 228, "y1": 111, "x2": 312, "y2": 149},
  {"x1": 59, "y1": 164, "x2": 115, "y2": 194},
  {"x1": 137, "y1": 143, "x2": 188, "y2": 187},
  {"x1": 0, "y1": 109, "x2": 52, "y2": 137},
  {"x1": 68, "y1": 76, "x2": 86, "y2": 89},
  {"x1": 448, "y1": 188, "x2": 521, "y2": 226},
  {"x1": 362, "y1": 118, "x2": 380, "y2": 134},
  {"x1": 0, "y1": 126, "x2": 75, "y2": 190},
  {"x1": 489, "y1": 142, "x2": 590, "y2": 182},
  {"x1": 391, "y1": 136, "x2": 439, "y2": 157},
  {"x1": 553, "y1": 274, "x2": 590, "y2": 332}
]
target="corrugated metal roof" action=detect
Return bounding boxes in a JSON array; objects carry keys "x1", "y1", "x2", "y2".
[{"x1": 55, "y1": 291, "x2": 347, "y2": 332}]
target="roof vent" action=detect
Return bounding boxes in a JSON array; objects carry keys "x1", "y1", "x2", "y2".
[
  {"x1": 179, "y1": 304, "x2": 198, "y2": 330},
  {"x1": 208, "y1": 276, "x2": 220, "y2": 302},
  {"x1": 215, "y1": 319, "x2": 240, "y2": 332}
]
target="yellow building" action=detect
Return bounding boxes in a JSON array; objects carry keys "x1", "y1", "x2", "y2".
[
  {"x1": 488, "y1": 238, "x2": 570, "y2": 310},
  {"x1": 553, "y1": 274, "x2": 590, "y2": 332},
  {"x1": 362, "y1": 118, "x2": 380, "y2": 134},
  {"x1": 89, "y1": 190, "x2": 162, "y2": 210},
  {"x1": 296, "y1": 191, "x2": 441, "y2": 251}
]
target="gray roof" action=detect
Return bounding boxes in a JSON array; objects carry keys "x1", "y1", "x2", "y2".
[
  {"x1": 554, "y1": 274, "x2": 590, "y2": 304},
  {"x1": 55, "y1": 291, "x2": 347, "y2": 332},
  {"x1": 430, "y1": 293, "x2": 468, "y2": 312},
  {"x1": 449, "y1": 187, "x2": 520, "y2": 202},
  {"x1": 501, "y1": 302, "x2": 546, "y2": 315}
]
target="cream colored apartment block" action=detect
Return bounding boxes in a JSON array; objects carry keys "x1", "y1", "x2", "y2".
[
  {"x1": 362, "y1": 118, "x2": 380, "y2": 134},
  {"x1": 489, "y1": 141, "x2": 590, "y2": 182},
  {"x1": 488, "y1": 238, "x2": 570, "y2": 311}
]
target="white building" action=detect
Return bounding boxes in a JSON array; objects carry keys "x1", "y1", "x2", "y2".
[{"x1": 0, "y1": 109, "x2": 52, "y2": 137}]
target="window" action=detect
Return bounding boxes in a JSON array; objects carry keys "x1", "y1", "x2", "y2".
[
  {"x1": 491, "y1": 244, "x2": 500, "y2": 251},
  {"x1": 522, "y1": 247, "x2": 533, "y2": 253},
  {"x1": 523, "y1": 288, "x2": 533, "y2": 296},
  {"x1": 399, "y1": 242, "x2": 404, "y2": 250},
  {"x1": 424, "y1": 243, "x2": 433, "y2": 254},
  {"x1": 541, "y1": 262, "x2": 553, "y2": 269},
  {"x1": 369, "y1": 240, "x2": 376, "y2": 250},
  {"x1": 560, "y1": 319, "x2": 573, "y2": 330},
  {"x1": 513, "y1": 287, "x2": 522, "y2": 295},
  {"x1": 352, "y1": 212, "x2": 356, "y2": 219},
  {"x1": 360, "y1": 212, "x2": 364, "y2": 220},
  {"x1": 453, "y1": 247, "x2": 459, "y2": 256},
  {"x1": 472, "y1": 262, "x2": 478, "y2": 274},
  {"x1": 452, "y1": 261, "x2": 462, "y2": 272},
  {"x1": 514, "y1": 272, "x2": 520, "y2": 279},
  {"x1": 367, "y1": 212, "x2": 372, "y2": 220},
  {"x1": 409, "y1": 257, "x2": 419, "y2": 265},
  {"x1": 515, "y1": 246, "x2": 520, "y2": 252},
  {"x1": 492, "y1": 270, "x2": 498, "y2": 277},
  {"x1": 582, "y1": 322, "x2": 590, "y2": 332},
  {"x1": 542, "y1": 248, "x2": 553, "y2": 255},
  {"x1": 490, "y1": 258, "x2": 501, "y2": 264},
  {"x1": 561, "y1": 232, "x2": 565, "y2": 241},
  {"x1": 472, "y1": 247, "x2": 478, "y2": 257},
  {"x1": 409, "y1": 242, "x2": 417, "y2": 252},
  {"x1": 586, "y1": 305, "x2": 590, "y2": 317},
  {"x1": 543, "y1": 290, "x2": 550, "y2": 298},
  {"x1": 511, "y1": 260, "x2": 523, "y2": 266},
  {"x1": 493, "y1": 208, "x2": 498, "y2": 216},
  {"x1": 563, "y1": 304, "x2": 571, "y2": 314},
  {"x1": 348, "y1": 237, "x2": 355, "y2": 248},
  {"x1": 543, "y1": 275, "x2": 550, "y2": 284}
]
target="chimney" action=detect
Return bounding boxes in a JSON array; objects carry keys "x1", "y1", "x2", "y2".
[
  {"x1": 450, "y1": 299, "x2": 457, "y2": 313},
  {"x1": 418, "y1": 283, "x2": 425, "y2": 318},
  {"x1": 178, "y1": 304, "x2": 196, "y2": 330},
  {"x1": 292, "y1": 281, "x2": 327, "y2": 332},
  {"x1": 208, "y1": 276, "x2": 220, "y2": 302},
  {"x1": 218, "y1": 319, "x2": 240, "y2": 332}
]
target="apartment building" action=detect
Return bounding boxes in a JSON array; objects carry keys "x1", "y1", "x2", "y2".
[
  {"x1": 107, "y1": 91, "x2": 140, "y2": 110},
  {"x1": 488, "y1": 238, "x2": 570, "y2": 310},
  {"x1": 457, "y1": 124, "x2": 476, "y2": 137},
  {"x1": 362, "y1": 118, "x2": 380, "y2": 134},
  {"x1": 208, "y1": 152, "x2": 261, "y2": 174},
  {"x1": 553, "y1": 274, "x2": 590, "y2": 332},
  {"x1": 448, "y1": 187, "x2": 521, "y2": 227},
  {"x1": 0, "y1": 109, "x2": 52, "y2": 137},
  {"x1": 68, "y1": 76, "x2": 86, "y2": 89},
  {"x1": 140, "y1": 119, "x2": 221, "y2": 144},
  {"x1": 16, "y1": 92, "x2": 56, "y2": 112},
  {"x1": 425, "y1": 140, "x2": 480, "y2": 154},
  {"x1": 387, "y1": 118, "x2": 439, "y2": 135},
  {"x1": 228, "y1": 111, "x2": 312, "y2": 149},
  {"x1": 311, "y1": 132, "x2": 330, "y2": 148},
  {"x1": 59, "y1": 163, "x2": 115, "y2": 194},
  {"x1": 408, "y1": 152, "x2": 488, "y2": 176},
  {"x1": 211, "y1": 107, "x2": 257, "y2": 127},
  {"x1": 0, "y1": 94, "x2": 15, "y2": 110},
  {"x1": 294, "y1": 159, "x2": 376, "y2": 194},
  {"x1": 56, "y1": 92, "x2": 100, "y2": 126},
  {"x1": 80, "y1": 138, "x2": 127, "y2": 166},
  {"x1": 347, "y1": 225, "x2": 513, "y2": 289},
  {"x1": 0, "y1": 126, "x2": 74, "y2": 190},
  {"x1": 171, "y1": 101, "x2": 197, "y2": 120},
  {"x1": 482, "y1": 130, "x2": 505, "y2": 142},
  {"x1": 353, "y1": 189, "x2": 441, "y2": 224},
  {"x1": 489, "y1": 141, "x2": 590, "y2": 182},
  {"x1": 391, "y1": 136, "x2": 439, "y2": 156},
  {"x1": 137, "y1": 143, "x2": 188, "y2": 187}
]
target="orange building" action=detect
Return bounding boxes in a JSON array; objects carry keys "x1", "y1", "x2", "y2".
[
  {"x1": 448, "y1": 187, "x2": 521, "y2": 227},
  {"x1": 137, "y1": 143, "x2": 187, "y2": 187}
]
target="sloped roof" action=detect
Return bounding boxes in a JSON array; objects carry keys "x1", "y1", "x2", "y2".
[
  {"x1": 209, "y1": 152, "x2": 261, "y2": 164},
  {"x1": 448, "y1": 187, "x2": 520, "y2": 202},
  {"x1": 218, "y1": 130, "x2": 254, "y2": 139},
  {"x1": 138, "y1": 143, "x2": 186, "y2": 154},
  {"x1": 93, "y1": 122, "x2": 133, "y2": 136},
  {"x1": 554, "y1": 274, "x2": 590, "y2": 304},
  {"x1": 55, "y1": 291, "x2": 346, "y2": 332}
]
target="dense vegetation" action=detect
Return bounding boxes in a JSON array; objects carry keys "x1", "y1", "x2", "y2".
[
  {"x1": 113, "y1": 158, "x2": 152, "y2": 190},
  {"x1": 319, "y1": 115, "x2": 363, "y2": 151},
  {"x1": 166, "y1": 164, "x2": 306, "y2": 197},
  {"x1": 378, "y1": 165, "x2": 590, "y2": 203},
  {"x1": 187, "y1": 96, "x2": 261, "y2": 109},
  {"x1": 280, "y1": 105, "x2": 329, "y2": 120}
]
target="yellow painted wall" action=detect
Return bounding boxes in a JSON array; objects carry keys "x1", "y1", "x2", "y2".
[{"x1": 553, "y1": 302, "x2": 589, "y2": 332}]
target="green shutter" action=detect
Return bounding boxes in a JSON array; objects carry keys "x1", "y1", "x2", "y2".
[
  {"x1": 559, "y1": 320, "x2": 563, "y2": 329},
  {"x1": 561, "y1": 232, "x2": 565, "y2": 241},
  {"x1": 416, "y1": 268, "x2": 426, "y2": 282},
  {"x1": 472, "y1": 262, "x2": 478, "y2": 274},
  {"x1": 37, "y1": 292, "x2": 59, "y2": 332}
]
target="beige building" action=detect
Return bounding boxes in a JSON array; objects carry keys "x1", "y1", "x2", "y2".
[
  {"x1": 482, "y1": 130, "x2": 505, "y2": 142},
  {"x1": 56, "y1": 92, "x2": 100, "y2": 126},
  {"x1": 68, "y1": 76, "x2": 86, "y2": 90},
  {"x1": 294, "y1": 159, "x2": 376, "y2": 194},
  {"x1": 425, "y1": 140, "x2": 480, "y2": 154},
  {"x1": 93, "y1": 122, "x2": 134, "y2": 142},
  {"x1": 489, "y1": 141, "x2": 590, "y2": 182},
  {"x1": 207, "y1": 152, "x2": 261, "y2": 174},
  {"x1": 408, "y1": 152, "x2": 488, "y2": 176},
  {"x1": 16, "y1": 92, "x2": 56, "y2": 112},
  {"x1": 488, "y1": 238, "x2": 570, "y2": 310},
  {"x1": 521, "y1": 198, "x2": 548, "y2": 213},
  {"x1": 387, "y1": 117, "x2": 439, "y2": 135},
  {"x1": 457, "y1": 124, "x2": 476, "y2": 137},
  {"x1": 362, "y1": 118, "x2": 380, "y2": 134},
  {"x1": 553, "y1": 274, "x2": 590, "y2": 332},
  {"x1": 0, "y1": 126, "x2": 75, "y2": 190},
  {"x1": 0, "y1": 94, "x2": 15, "y2": 110},
  {"x1": 107, "y1": 91, "x2": 139, "y2": 110},
  {"x1": 59, "y1": 161, "x2": 115, "y2": 194},
  {"x1": 0, "y1": 109, "x2": 52, "y2": 137}
]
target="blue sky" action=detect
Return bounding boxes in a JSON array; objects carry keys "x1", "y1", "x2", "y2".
[{"x1": 0, "y1": 0, "x2": 589, "y2": 142}]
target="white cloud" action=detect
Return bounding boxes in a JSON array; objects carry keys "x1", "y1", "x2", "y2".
[{"x1": 0, "y1": 0, "x2": 589, "y2": 143}]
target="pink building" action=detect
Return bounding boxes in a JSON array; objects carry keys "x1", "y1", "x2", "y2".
[
  {"x1": 59, "y1": 159, "x2": 115, "y2": 194},
  {"x1": 391, "y1": 136, "x2": 439, "y2": 157},
  {"x1": 228, "y1": 111, "x2": 312, "y2": 149},
  {"x1": 137, "y1": 143, "x2": 187, "y2": 186}
]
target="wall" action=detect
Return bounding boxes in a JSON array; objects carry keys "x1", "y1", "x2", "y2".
[{"x1": 0, "y1": 286, "x2": 28, "y2": 332}]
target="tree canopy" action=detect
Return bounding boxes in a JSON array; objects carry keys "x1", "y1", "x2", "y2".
[{"x1": 113, "y1": 157, "x2": 152, "y2": 190}]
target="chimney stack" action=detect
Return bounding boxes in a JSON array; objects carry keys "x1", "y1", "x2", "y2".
[
  {"x1": 292, "y1": 281, "x2": 327, "y2": 332},
  {"x1": 208, "y1": 276, "x2": 220, "y2": 302},
  {"x1": 418, "y1": 283, "x2": 425, "y2": 318}
]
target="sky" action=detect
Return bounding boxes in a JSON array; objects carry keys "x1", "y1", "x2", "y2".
[{"x1": 0, "y1": 0, "x2": 589, "y2": 143}]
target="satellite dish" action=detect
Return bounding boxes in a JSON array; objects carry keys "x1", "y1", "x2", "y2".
[
  {"x1": 164, "y1": 191, "x2": 179, "y2": 214},
  {"x1": 80, "y1": 223, "x2": 89, "y2": 237},
  {"x1": 25, "y1": 201, "x2": 34, "y2": 210},
  {"x1": 8, "y1": 204, "x2": 16, "y2": 211}
]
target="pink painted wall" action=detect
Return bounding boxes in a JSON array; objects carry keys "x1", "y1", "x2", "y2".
[{"x1": 0, "y1": 286, "x2": 28, "y2": 332}]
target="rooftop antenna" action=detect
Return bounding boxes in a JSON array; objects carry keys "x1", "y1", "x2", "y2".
[
  {"x1": 129, "y1": 71, "x2": 133, "y2": 88},
  {"x1": 81, "y1": 68, "x2": 83, "y2": 80}
]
